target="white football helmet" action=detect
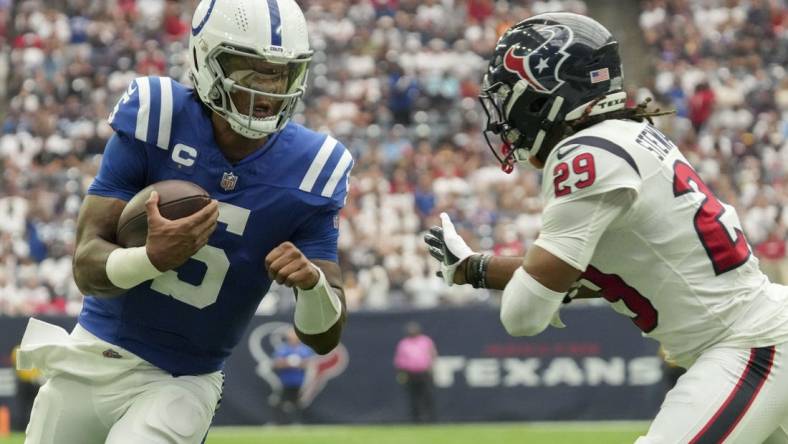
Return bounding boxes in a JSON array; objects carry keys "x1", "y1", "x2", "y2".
[{"x1": 189, "y1": 0, "x2": 313, "y2": 139}]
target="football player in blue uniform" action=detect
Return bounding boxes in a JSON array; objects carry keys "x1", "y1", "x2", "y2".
[{"x1": 16, "y1": 1, "x2": 351, "y2": 443}]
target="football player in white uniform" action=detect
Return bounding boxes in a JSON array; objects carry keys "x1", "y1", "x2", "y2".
[{"x1": 425, "y1": 13, "x2": 788, "y2": 443}]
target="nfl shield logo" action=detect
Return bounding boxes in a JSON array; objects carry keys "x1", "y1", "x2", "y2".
[{"x1": 220, "y1": 171, "x2": 238, "y2": 191}]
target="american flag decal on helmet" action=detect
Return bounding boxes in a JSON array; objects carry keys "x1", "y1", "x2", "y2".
[{"x1": 590, "y1": 68, "x2": 610, "y2": 83}]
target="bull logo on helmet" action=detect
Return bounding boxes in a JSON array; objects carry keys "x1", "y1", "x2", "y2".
[
  {"x1": 503, "y1": 24, "x2": 574, "y2": 94},
  {"x1": 248, "y1": 321, "x2": 349, "y2": 408}
]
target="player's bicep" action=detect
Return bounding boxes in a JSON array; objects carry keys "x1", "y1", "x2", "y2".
[
  {"x1": 523, "y1": 245, "x2": 583, "y2": 293},
  {"x1": 73, "y1": 195, "x2": 128, "y2": 296},
  {"x1": 75, "y1": 195, "x2": 127, "y2": 246},
  {"x1": 88, "y1": 133, "x2": 148, "y2": 201}
]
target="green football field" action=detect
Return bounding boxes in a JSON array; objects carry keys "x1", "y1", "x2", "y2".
[{"x1": 1, "y1": 422, "x2": 649, "y2": 443}]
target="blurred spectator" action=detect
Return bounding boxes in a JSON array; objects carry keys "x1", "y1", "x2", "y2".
[
  {"x1": 688, "y1": 82, "x2": 715, "y2": 132},
  {"x1": 271, "y1": 327, "x2": 315, "y2": 425},
  {"x1": 394, "y1": 321, "x2": 437, "y2": 423},
  {"x1": 403, "y1": 263, "x2": 446, "y2": 308},
  {"x1": 756, "y1": 226, "x2": 788, "y2": 285}
]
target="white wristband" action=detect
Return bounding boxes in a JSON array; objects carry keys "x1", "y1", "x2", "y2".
[
  {"x1": 106, "y1": 247, "x2": 163, "y2": 289},
  {"x1": 294, "y1": 266, "x2": 342, "y2": 335}
]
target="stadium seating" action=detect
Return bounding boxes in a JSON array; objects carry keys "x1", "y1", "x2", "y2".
[{"x1": 0, "y1": 0, "x2": 785, "y2": 315}]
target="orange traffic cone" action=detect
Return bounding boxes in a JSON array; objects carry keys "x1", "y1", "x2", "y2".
[{"x1": 0, "y1": 405, "x2": 9, "y2": 437}]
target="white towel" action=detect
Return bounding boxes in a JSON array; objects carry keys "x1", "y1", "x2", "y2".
[{"x1": 17, "y1": 318, "x2": 149, "y2": 382}]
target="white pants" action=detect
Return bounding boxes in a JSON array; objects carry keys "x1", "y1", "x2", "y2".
[
  {"x1": 637, "y1": 343, "x2": 788, "y2": 444},
  {"x1": 17, "y1": 319, "x2": 224, "y2": 444}
]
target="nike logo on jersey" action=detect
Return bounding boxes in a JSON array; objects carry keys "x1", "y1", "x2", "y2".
[{"x1": 556, "y1": 144, "x2": 581, "y2": 160}]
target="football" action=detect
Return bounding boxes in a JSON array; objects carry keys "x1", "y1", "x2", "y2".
[{"x1": 116, "y1": 180, "x2": 211, "y2": 247}]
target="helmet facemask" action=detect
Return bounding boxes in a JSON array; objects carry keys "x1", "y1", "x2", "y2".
[
  {"x1": 480, "y1": 75, "x2": 562, "y2": 172},
  {"x1": 203, "y1": 46, "x2": 311, "y2": 139},
  {"x1": 480, "y1": 78, "x2": 519, "y2": 173}
]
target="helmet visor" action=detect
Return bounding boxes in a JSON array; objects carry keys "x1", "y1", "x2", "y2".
[{"x1": 215, "y1": 49, "x2": 309, "y2": 122}]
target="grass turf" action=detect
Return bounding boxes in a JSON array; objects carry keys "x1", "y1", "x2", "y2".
[{"x1": 0, "y1": 422, "x2": 649, "y2": 443}]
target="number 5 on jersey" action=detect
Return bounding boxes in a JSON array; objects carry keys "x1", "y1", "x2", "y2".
[{"x1": 150, "y1": 202, "x2": 250, "y2": 308}]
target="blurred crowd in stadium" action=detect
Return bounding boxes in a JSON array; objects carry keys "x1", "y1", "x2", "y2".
[{"x1": 0, "y1": 0, "x2": 786, "y2": 316}]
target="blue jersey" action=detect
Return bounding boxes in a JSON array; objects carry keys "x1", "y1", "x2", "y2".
[{"x1": 79, "y1": 77, "x2": 353, "y2": 376}]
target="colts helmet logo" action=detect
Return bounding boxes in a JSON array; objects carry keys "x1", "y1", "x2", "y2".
[
  {"x1": 248, "y1": 322, "x2": 349, "y2": 408},
  {"x1": 503, "y1": 24, "x2": 574, "y2": 94}
]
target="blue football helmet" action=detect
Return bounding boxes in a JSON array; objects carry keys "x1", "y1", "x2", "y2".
[{"x1": 479, "y1": 13, "x2": 626, "y2": 171}]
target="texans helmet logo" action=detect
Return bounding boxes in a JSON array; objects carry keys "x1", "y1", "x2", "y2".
[
  {"x1": 503, "y1": 24, "x2": 574, "y2": 94},
  {"x1": 248, "y1": 322, "x2": 349, "y2": 407}
]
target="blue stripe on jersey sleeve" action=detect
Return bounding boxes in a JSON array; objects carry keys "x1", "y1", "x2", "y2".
[
  {"x1": 107, "y1": 76, "x2": 183, "y2": 150},
  {"x1": 146, "y1": 77, "x2": 162, "y2": 147},
  {"x1": 310, "y1": 142, "x2": 345, "y2": 193},
  {"x1": 88, "y1": 133, "x2": 148, "y2": 201},
  {"x1": 324, "y1": 145, "x2": 353, "y2": 209},
  {"x1": 327, "y1": 155, "x2": 353, "y2": 208},
  {"x1": 107, "y1": 80, "x2": 142, "y2": 140}
]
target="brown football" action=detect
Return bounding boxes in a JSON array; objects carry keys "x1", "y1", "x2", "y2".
[{"x1": 116, "y1": 180, "x2": 211, "y2": 247}]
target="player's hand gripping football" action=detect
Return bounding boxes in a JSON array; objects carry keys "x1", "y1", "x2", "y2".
[
  {"x1": 265, "y1": 242, "x2": 321, "y2": 290},
  {"x1": 424, "y1": 212, "x2": 475, "y2": 286},
  {"x1": 144, "y1": 191, "x2": 219, "y2": 271}
]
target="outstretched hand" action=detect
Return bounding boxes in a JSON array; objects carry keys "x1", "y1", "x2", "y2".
[{"x1": 423, "y1": 212, "x2": 475, "y2": 286}]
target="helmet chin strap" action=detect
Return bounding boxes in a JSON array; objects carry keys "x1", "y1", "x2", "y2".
[
  {"x1": 514, "y1": 92, "x2": 628, "y2": 165},
  {"x1": 517, "y1": 95, "x2": 565, "y2": 163}
]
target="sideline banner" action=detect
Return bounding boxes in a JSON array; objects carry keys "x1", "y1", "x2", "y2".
[{"x1": 0, "y1": 306, "x2": 665, "y2": 425}]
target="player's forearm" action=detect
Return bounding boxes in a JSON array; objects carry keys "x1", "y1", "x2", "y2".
[
  {"x1": 296, "y1": 286, "x2": 346, "y2": 354},
  {"x1": 456, "y1": 255, "x2": 525, "y2": 290},
  {"x1": 295, "y1": 260, "x2": 347, "y2": 354},
  {"x1": 73, "y1": 237, "x2": 126, "y2": 297},
  {"x1": 485, "y1": 256, "x2": 528, "y2": 289},
  {"x1": 73, "y1": 195, "x2": 131, "y2": 297}
]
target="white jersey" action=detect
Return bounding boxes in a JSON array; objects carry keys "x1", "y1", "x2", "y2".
[{"x1": 535, "y1": 119, "x2": 788, "y2": 367}]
